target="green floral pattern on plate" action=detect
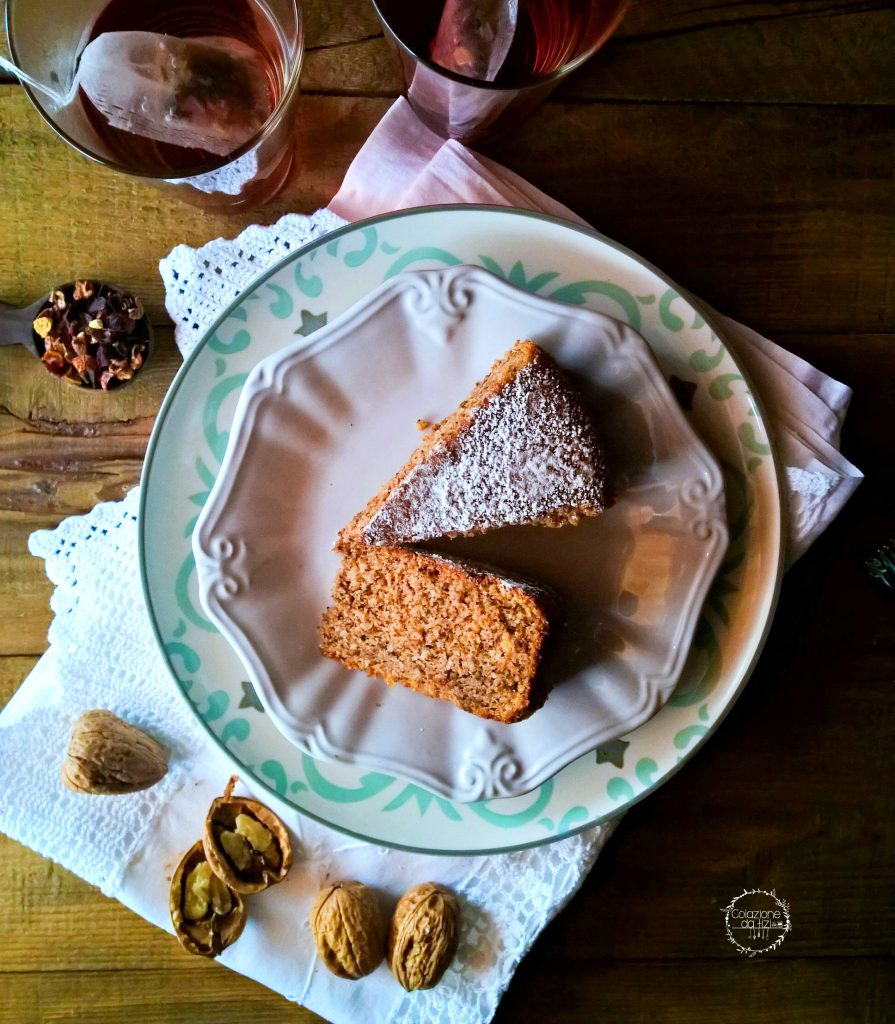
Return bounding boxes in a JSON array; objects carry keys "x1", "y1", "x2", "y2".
[{"x1": 140, "y1": 207, "x2": 782, "y2": 854}]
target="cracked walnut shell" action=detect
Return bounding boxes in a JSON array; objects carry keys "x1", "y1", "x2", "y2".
[
  {"x1": 388, "y1": 882, "x2": 460, "y2": 990},
  {"x1": 61, "y1": 710, "x2": 167, "y2": 794},
  {"x1": 310, "y1": 881, "x2": 386, "y2": 979},
  {"x1": 203, "y1": 776, "x2": 292, "y2": 894},
  {"x1": 170, "y1": 840, "x2": 246, "y2": 958}
]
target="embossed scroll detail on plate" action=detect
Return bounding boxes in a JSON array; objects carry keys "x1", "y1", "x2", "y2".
[
  {"x1": 401, "y1": 266, "x2": 475, "y2": 345},
  {"x1": 457, "y1": 731, "x2": 525, "y2": 802},
  {"x1": 192, "y1": 265, "x2": 730, "y2": 802}
]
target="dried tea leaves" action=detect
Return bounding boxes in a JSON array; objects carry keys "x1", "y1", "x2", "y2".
[{"x1": 34, "y1": 280, "x2": 149, "y2": 390}]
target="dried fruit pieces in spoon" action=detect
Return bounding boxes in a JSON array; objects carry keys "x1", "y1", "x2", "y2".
[
  {"x1": 170, "y1": 840, "x2": 246, "y2": 957},
  {"x1": 203, "y1": 775, "x2": 292, "y2": 893},
  {"x1": 33, "y1": 280, "x2": 149, "y2": 389}
]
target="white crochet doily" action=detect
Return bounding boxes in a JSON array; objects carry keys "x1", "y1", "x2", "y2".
[
  {"x1": 161, "y1": 209, "x2": 344, "y2": 355},
  {"x1": 3, "y1": 488, "x2": 616, "y2": 1024},
  {"x1": 0, "y1": 490, "x2": 195, "y2": 895}
]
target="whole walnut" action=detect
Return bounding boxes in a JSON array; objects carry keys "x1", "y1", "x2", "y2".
[
  {"x1": 61, "y1": 710, "x2": 167, "y2": 794},
  {"x1": 388, "y1": 882, "x2": 460, "y2": 990},
  {"x1": 310, "y1": 881, "x2": 386, "y2": 979}
]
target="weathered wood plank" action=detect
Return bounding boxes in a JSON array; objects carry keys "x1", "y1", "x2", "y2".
[
  {"x1": 485, "y1": 102, "x2": 895, "y2": 334},
  {"x1": 0, "y1": 958, "x2": 890, "y2": 1024},
  {"x1": 0, "y1": 327, "x2": 180, "y2": 523},
  {"x1": 495, "y1": 957, "x2": 894, "y2": 1024},
  {"x1": 2, "y1": 92, "x2": 893, "y2": 334},
  {"x1": 298, "y1": 0, "x2": 895, "y2": 106},
  {"x1": 0, "y1": 512, "x2": 57, "y2": 656},
  {"x1": 0, "y1": 967, "x2": 326, "y2": 1024},
  {"x1": 584, "y1": 0, "x2": 895, "y2": 106},
  {"x1": 0, "y1": 92, "x2": 389, "y2": 319},
  {"x1": 0, "y1": 327, "x2": 181, "y2": 427},
  {"x1": 0, "y1": 655, "x2": 37, "y2": 704}
]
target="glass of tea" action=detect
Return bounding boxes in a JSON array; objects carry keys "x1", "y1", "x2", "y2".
[
  {"x1": 372, "y1": 0, "x2": 630, "y2": 144},
  {"x1": 5, "y1": 0, "x2": 303, "y2": 210}
]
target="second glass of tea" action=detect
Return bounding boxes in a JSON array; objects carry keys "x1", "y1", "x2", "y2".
[
  {"x1": 372, "y1": 0, "x2": 630, "y2": 144},
  {"x1": 5, "y1": 0, "x2": 302, "y2": 210}
]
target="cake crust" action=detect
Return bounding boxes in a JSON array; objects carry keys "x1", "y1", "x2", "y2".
[
  {"x1": 319, "y1": 546, "x2": 556, "y2": 724},
  {"x1": 336, "y1": 340, "x2": 608, "y2": 550}
]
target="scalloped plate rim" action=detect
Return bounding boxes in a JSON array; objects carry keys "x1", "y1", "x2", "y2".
[
  {"x1": 138, "y1": 204, "x2": 785, "y2": 855},
  {"x1": 191, "y1": 264, "x2": 730, "y2": 800}
]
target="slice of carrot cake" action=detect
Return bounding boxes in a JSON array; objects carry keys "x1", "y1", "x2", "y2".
[
  {"x1": 336, "y1": 340, "x2": 608, "y2": 550},
  {"x1": 319, "y1": 545, "x2": 555, "y2": 724}
]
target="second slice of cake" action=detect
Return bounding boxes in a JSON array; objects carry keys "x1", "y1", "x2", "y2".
[
  {"x1": 337, "y1": 340, "x2": 608, "y2": 550},
  {"x1": 319, "y1": 546, "x2": 555, "y2": 724}
]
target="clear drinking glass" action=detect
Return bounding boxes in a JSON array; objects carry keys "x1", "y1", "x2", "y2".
[
  {"x1": 371, "y1": 0, "x2": 629, "y2": 145},
  {"x1": 5, "y1": 0, "x2": 303, "y2": 210}
]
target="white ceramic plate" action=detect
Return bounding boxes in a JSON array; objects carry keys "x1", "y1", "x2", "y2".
[
  {"x1": 192, "y1": 265, "x2": 728, "y2": 801},
  {"x1": 140, "y1": 206, "x2": 782, "y2": 853}
]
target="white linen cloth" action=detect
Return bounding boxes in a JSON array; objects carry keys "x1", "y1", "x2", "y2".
[{"x1": 0, "y1": 98, "x2": 861, "y2": 1023}]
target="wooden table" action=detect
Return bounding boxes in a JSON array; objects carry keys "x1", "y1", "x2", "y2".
[{"x1": 1, "y1": 2, "x2": 892, "y2": 1020}]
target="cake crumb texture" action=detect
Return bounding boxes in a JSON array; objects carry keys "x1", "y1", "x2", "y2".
[{"x1": 319, "y1": 546, "x2": 554, "y2": 724}]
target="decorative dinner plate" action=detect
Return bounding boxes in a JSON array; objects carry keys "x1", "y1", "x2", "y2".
[
  {"x1": 192, "y1": 265, "x2": 728, "y2": 802},
  {"x1": 140, "y1": 206, "x2": 783, "y2": 853}
]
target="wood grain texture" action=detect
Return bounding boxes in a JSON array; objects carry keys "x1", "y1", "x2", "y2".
[
  {"x1": 495, "y1": 958, "x2": 894, "y2": 1024},
  {"x1": 297, "y1": 0, "x2": 895, "y2": 104},
  {"x1": 0, "y1": 968, "x2": 326, "y2": 1024},
  {"x1": 0, "y1": 0, "x2": 892, "y2": 1021},
  {"x1": 2, "y1": 91, "x2": 892, "y2": 333}
]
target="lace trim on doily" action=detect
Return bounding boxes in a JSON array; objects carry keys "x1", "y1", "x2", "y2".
[
  {"x1": 160, "y1": 208, "x2": 345, "y2": 356},
  {"x1": 170, "y1": 149, "x2": 259, "y2": 196},
  {"x1": 786, "y1": 464, "x2": 839, "y2": 543},
  {"x1": 387, "y1": 822, "x2": 616, "y2": 1024},
  {"x1": 3, "y1": 489, "x2": 202, "y2": 896}
]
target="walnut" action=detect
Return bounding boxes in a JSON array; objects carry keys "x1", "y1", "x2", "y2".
[
  {"x1": 170, "y1": 840, "x2": 246, "y2": 958},
  {"x1": 309, "y1": 881, "x2": 386, "y2": 979},
  {"x1": 61, "y1": 710, "x2": 167, "y2": 794},
  {"x1": 387, "y1": 883, "x2": 460, "y2": 990},
  {"x1": 203, "y1": 776, "x2": 292, "y2": 894}
]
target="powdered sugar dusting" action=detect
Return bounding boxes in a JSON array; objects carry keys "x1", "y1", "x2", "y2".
[{"x1": 363, "y1": 359, "x2": 607, "y2": 544}]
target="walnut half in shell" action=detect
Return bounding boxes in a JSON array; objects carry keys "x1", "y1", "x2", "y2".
[
  {"x1": 170, "y1": 840, "x2": 246, "y2": 958},
  {"x1": 203, "y1": 776, "x2": 293, "y2": 894}
]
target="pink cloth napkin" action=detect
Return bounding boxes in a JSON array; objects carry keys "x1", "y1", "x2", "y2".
[{"x1": 330, "y1": 98, "x2": 862, "y2": 562}]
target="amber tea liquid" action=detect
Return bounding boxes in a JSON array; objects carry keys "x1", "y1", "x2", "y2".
[
  {"x1": 377, "y1": 0, "x2": 628, "y2": 85},
  {"x1": 80, "y1": 0, "x2": 287, "y2": 176}
]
